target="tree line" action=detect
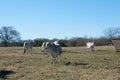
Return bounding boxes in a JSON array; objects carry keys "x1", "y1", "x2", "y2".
[{"x1": 0, "y1": 26, "x2": 120, "y2": 47}]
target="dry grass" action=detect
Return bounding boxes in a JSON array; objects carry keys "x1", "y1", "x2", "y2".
[{"x1": 0, "y1": 46, "x2": 120, "y2": 80}]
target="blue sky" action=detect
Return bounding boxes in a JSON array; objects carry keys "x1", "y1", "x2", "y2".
[{"x1": 0, "y1": 0, "x2": 120, "y2": 40}]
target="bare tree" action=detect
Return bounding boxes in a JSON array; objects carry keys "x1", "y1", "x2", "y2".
[
  {"x1": 104, "y1": 27, "x2": 120, "y2": 39},
  {"x1": 0, "y1": 26, "x2": 21, "y2": 46}
]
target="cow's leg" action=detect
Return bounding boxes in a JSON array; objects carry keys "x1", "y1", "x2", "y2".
[
  {"x1": 24, "y1": 48, "x2": 26, "y2": 54},
  {"x1": 59, "y1": 55, "x2": 61, "y2": 63}
]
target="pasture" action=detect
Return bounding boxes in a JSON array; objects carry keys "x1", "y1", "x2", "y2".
[{"x1": 0, "y1": 46, "x2": 120, "y2": 80}]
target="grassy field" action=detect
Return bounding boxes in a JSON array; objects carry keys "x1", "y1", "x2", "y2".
[{"x1": 0, "y1": 46, "x2": 120, "y2": 80}]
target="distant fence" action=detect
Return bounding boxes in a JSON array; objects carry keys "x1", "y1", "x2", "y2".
[{"x1": 112, "y1": 39, "x2": 120, "y2": 53}]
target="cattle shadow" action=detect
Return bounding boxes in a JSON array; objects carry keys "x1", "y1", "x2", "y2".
[
  {"x1": 63, "y1": 51, "x2": 80, "y2": 54},
  {"x1": 0, "y1": 70, "x2": 15, "y2": 79},
  {"x1": 64, "y1": 61, "x2": 88, "y2": 66},
  {"x1": 97, "y1": 50, "x2": 104, "y2": 52}
]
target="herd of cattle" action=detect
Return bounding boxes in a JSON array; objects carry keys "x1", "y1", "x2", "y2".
[{"x1": 23, "y1": 40, "x2": 94, "y2": 64}]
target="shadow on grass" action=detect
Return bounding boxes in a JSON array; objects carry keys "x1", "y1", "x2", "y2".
[
  {"x1": 0, "y1": 70, "x2": 15, "y2": 79},
  {"x1": 64, "y1": 61, "x2": 88, "y2": 66},
  {"x1": 63, "y1": 51, "x2": 80, "y2": 54}
]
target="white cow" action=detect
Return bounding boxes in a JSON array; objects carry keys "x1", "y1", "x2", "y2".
[
  {"x1": 43, "y1": 41, "x2": 62, "y2": 64},
  {"x1": 23, "y1": 40, "x2": 34, "y2": 54},
  {"x1": 87, "y1": 41, "x2": 94, "y2": 51}
]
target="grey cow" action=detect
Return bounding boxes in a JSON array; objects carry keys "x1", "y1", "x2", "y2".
[{"x1": 42, "y1": 41, "x2": 62, "y2": 64}]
